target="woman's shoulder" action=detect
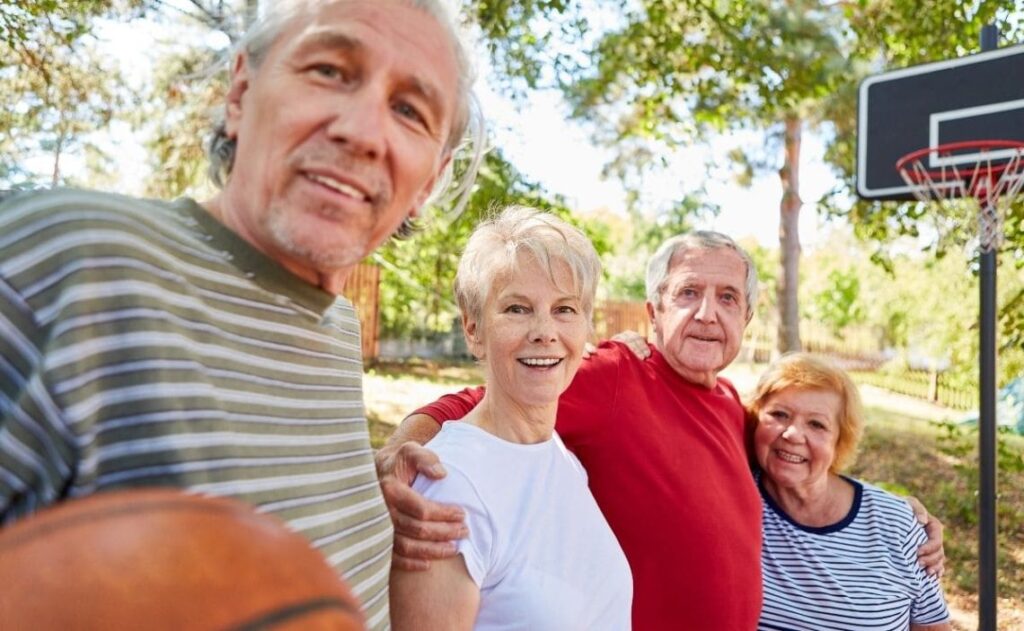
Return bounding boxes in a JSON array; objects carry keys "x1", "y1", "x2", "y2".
[
  {"x1": 422, "y1": 423, "x2": 495, "y2": 478},
  {"x1": 848, "y1": 477, "x2": 921, "y2": 533},
  {"x1": 419, "y1": 424, "x2": 566, "y2": 498}
]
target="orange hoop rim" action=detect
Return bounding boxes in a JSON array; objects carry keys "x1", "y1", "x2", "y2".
[{"x1": 896, "y1": 140, "x2": 1024, "y2": 182}]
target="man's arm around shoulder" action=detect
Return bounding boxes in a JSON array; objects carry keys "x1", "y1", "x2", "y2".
[{"x1": 376, "y1": 410, "x2": 469, "y2": 571}]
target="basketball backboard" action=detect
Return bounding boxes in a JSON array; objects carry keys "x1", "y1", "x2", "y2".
[{"x1": 857, "y1": 44, "x2": 1024, "y2": 201}]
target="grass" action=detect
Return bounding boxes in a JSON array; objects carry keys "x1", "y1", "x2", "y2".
[
  {"x1": 850, "y1": 407, "x2": 1024, "y2": 630},
  {"x1": 364, "y1": 359, "x2": 1024, "y2": 630},
  {"x1": 365, "y1": 357, "x2": 483, "y2": 385}
]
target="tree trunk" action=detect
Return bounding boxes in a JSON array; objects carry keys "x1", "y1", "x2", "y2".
[
  {"x1": 51, "y1": 131, "x2": 65, "y2": 188},
  {"x1": 244, "y1": 0, "x2": 259, "y2": 28},
  {"x1": 776, "y1": 114, "x2": 802, "y2": 353}
]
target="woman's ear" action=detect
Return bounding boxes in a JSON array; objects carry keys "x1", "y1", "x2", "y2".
[{"x1": 462, "y1": 313, "x2": 485, "y2": 360}]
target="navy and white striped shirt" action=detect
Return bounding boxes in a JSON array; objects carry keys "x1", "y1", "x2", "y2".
[{"x1": 758, "y1": 473, "x2": 950, "y2": 630}]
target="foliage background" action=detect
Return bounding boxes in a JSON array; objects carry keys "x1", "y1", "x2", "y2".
[{"x1": 2, "y1": 0, "x2": 1023, "y2": 386}]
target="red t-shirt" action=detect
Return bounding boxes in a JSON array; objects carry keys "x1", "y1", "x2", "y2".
[{"x1": 414, "y1": 342, "x2": 762, "y2": 630}]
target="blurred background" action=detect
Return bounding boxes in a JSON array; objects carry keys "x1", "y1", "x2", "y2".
[{"x1": 3, "y1": 2, "x2": 1023, "y2": 627}]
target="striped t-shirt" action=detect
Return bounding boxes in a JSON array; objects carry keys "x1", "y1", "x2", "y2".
[
  {"x1": 0, "y1": 189, "x2": 393, "y2": 629},
  {"x1": 758, "y1": 472, "x2": 950, "y2": 630}
]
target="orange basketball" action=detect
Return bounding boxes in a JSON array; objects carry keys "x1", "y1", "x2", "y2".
[{"x1": 0, "y1": 489, "x2": 365, "y2": 630}]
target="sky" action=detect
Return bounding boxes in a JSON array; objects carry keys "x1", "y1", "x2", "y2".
[
  {"x1": 478, "y1": 84, "x2": 836, "y2": 248},
  {"x1": 47, "y1": 8, "x2": 842, "y2": 251}
]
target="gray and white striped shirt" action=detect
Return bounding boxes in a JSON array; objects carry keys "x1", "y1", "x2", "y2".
[{"x1": 0, "y1": 189, "x2": 392, "y2": 629}]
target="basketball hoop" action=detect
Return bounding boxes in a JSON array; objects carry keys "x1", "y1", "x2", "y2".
[{"x1": 896, "y1": 140, "x2": 1024, "y2": 252}]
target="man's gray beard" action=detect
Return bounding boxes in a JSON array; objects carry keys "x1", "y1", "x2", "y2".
[{"x1": 267, "y1": 209, "x2": 363, "y2": 272}]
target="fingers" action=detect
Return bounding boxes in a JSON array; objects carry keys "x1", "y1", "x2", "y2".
[
  {"x1": 905, "y1": 495, "x2": 928, "y2": 523},
  {"x1": 630, "y1": 338, "x2": 651, "y2": 359},
  {"x1": 377, "y1": 442, "x2": 447, "y2": 484},
  {"x1": 582, "y1": 342, "x2": 597, "y2": 359},
  {"x1": 380, "y1": 476, "x2": 466, "y2": 523},
  {"x1": 611, "y1": 330, "x2": 650, "y2": 359},
  {"x1": 391, "y1": 534, "x2": 462, "y2": 572},
  {"x1": 376, "y1": 439, "x2": 467, "y2": 572},
  {"x1": 918, "y1": 538, "x2": 945, "y2": 578},
  {"x1": 919, "y1": 552, "x2": 945, "y2": 578},
  {"x1": 396, "y1": 442, "x2": 447, "y2": 481},
  {"x1": 393, "y1": 532, "x2": 461, "y2": 560},
  {"x1": 391, "y1": 554, "x2": 431, "y2": 572},
  {"x1": 917, "y1": 509, "x2": 946, "y2": 577},
  {"x1": 388, "y1": 494, "x2": 468, "y2": 541}
]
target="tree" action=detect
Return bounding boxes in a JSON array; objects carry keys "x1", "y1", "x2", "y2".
[
  {"x1": 468, "y1": 0, "x2": 1024, "y2": 355},
  {"x1": 808, "y1": 267, "x2": 864, "y2": 338},
  {"x1": 375, "y1": 148, "x2": 613, "y2": 338},
  {"x1": 139, "y1": 1, "x2": 251, "y2": 198},
  {"x1": 799, "y1": 228, "x2": 1024, "y2": 388},
  {"x1": 468, "y1": 0, "x2": 865, "y2": 353},
  {"x1": 1, "y1": 1, "x2": 144, "y2": 189}
]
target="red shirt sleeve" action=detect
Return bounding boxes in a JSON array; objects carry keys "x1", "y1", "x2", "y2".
[
  {"x1": 555, "y1": 341, "x2": 625, "y2": 445},
  {"x1": 410, "y1": 386, "x2": 486, "y2": 424}
]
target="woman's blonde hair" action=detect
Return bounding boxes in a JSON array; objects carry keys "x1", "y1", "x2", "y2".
[
  {"x1": 748, "y1": 352, "x2": 864, "y2": 473},
  {"x1": 454, "y1": 206, "x2": 601, "y2": 326}
]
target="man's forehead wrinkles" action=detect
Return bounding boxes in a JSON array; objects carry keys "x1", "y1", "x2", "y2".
[
  {"x1": 291, "y1": 26, "x2": 446, "y2": 109},
  {"x1": 295, "y1": 28, "x2": 362, "y2": 54}
]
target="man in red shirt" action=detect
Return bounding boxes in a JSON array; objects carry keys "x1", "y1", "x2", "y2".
[{"x1": 376, "y1": 231, "x2": 942, "y2": 629}]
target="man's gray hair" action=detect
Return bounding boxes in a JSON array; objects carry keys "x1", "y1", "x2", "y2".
[
  {"x1": 645, "y1": 231, "x2": 759, "y2": 320},
  {"x1": 206, "y1": 0, "x2": 486, "y2": 228},
  {"x1": 455, "y1": 206, "x2": 602, "y2": 326}
]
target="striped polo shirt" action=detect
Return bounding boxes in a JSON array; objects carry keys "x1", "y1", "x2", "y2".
[
  {"x1": 758, "y1": 472, "x2": 950, "y2": 630},
  {"x1": 0, "y1": 189, "x2": 392, "y2": 629}
]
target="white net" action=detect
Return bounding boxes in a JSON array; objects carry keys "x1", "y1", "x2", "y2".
[{"x1": 897, "y1": 144, "x2": 1024, "y2": 252}]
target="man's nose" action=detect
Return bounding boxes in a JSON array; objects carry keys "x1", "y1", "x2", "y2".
[
  {"x1": 694, "y1": 295, "x2": 717, "y2": 322},
  {"x1": 325, "y1": 90, "x2": 387, "y2": 160}
]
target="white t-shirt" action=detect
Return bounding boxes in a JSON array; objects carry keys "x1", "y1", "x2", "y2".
[{"x1": 415, "y1": 422, "x2": 633, "y2": 630}]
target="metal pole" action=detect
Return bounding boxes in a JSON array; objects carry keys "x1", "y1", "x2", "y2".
[{"x1": 978, "y1": 23, "x2": 999, "y2": 631}]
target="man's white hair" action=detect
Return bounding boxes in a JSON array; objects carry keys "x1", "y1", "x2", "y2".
[{"x1": 645, "y1": 231, "x2": 759, "y2": 321}]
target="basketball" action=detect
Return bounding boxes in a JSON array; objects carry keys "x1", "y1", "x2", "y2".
[{"x1": 0, "y1": 489, "x2": 365, "y2": 630}]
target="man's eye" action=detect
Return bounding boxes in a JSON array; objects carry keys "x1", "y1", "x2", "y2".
[
  {"x1": 393, "y1": 101, "x2": 426, "y2": 125},
  {"x1": 313, "y1": 64, "x2": 343, "y2": 79},
  {"x1": 722, "y1": 293, "x2": 736, "y2": 303}
]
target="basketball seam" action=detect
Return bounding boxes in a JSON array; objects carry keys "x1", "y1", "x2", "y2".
[
  {"x1": 0, "y1": 497, "x2": 252, "y2": 549},
  {"x1": 224, "y1": 596, "x2": 361, "y2": 631}
]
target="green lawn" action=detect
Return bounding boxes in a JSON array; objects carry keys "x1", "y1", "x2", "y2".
[{"x1": 850, "y1": 406, "x2": 1024, "y2": 629}]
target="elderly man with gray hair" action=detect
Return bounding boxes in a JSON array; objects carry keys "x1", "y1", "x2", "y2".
[{"x1": 0, "y1": 1, "x2": 483, "y2": 627}]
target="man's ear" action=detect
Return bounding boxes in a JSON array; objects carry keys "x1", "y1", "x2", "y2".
[
  {"x1": 225, "y1": 53, "x2": 252, "y2": 140},
  {"x1": 410, "y1": 151, "x2": 453, "y2": 219},
  {"x1": 462, "y1": 311, "x2": 485, "y2": 359},
  {"x1": 645, "y1": 301, "x2": 659, "y2": 334}
]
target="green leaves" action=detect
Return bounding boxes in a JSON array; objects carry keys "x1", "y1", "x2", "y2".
[
  {"x1": 374, "y1": 148, "x2": 604, "y2": 338},
  {"x1": 1, "y1": 2, "x2": 135, "y2": 189}
]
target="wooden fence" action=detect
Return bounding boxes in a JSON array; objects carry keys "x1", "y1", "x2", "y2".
[
  {"x1": 848, "y1": 369, "x2": 975, "y2": 411},
  {"x1": 341, "y1": 263, "x2": 380, "y2": 362},
  {"x1": 593, "y1": 300, "x2": 651, "y2": 342}
]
